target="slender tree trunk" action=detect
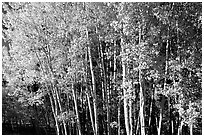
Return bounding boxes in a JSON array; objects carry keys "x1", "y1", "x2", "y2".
[
  {"x1": 118, "y1": 101, "x2": 121, "y2": 135},
  {"x1": 171, "y1": 119, "x2": 174, "y2": 135},
  {"x1": 52, "y1": 89, "x2": 58, "y2": 116},
  {"x1": 133, "y1": 83, "x2": 137, "y2": 135},
  {"x1": 69, "y1": 122, "x2": 72, "y2": 135},
  {"x1": 158, "y1": 27, "x2": 169, "y2": 135},
  {"x1": 158, "y1": 108, "x2": 163, "y2": 135},
  {"x1": 86, "y1": 28, "x2": 99, "y2": 135},
  {"x1": 168, "y1": 97, "x2": 171, "y2": 135},
  {"x1": 34, "y1": 51, "x2": 60, "y2": 135},
  {"x1": 149, "y1": 84, "x2": 155, "y2": 127},
  {"x1": 119, "y1": 3, "x2": 130, "y2": 134},
  {"x1": 138, "y1": 25, "x2": 145, "y2": 135},
  {"x1": 158, "y1": 95, "x2": 165, "y2": 135},
  {"x1": 98, "y1": 30, "x2": 110, "y2": 135},
  {"x1": 113, "y1": 40, "x2": 117, "y2": 85},
  {"x1": 88, "y1": 46, "x2": 98, "y2": 135},
  {"x1": 129, "y1": 70, "x2": 133, "y2": 135},
  {"x1": 121, "y1": 32, "x2": 130, "y2": 135},
  {"x1": 49, "y1": 87, "x2": 60, "y2": 134},
  {"x1": 85, "y1": 43, "x2": 96, "y2": 135},
  {"x1": 190, "y1": 122, "x2": 193, "y2": 135},
  {"x1": 72, "y1": 83, "x2": 82, "y2": 135},
  {"x1": 86, "y1": 90, "x2": 95, "y2": 134},
  {"x1": 148, "y1": 99, "x2": 153, "y2": 127},
  {"x1": 48, "y1": 91, "x2": 60, "y2": 135},
  {"x1": 178, "y1": 120, "x2": 183, "y2": 135},
  {"x1": 129, "y1": 99, "x2": 133, "y2": 135},
  {"x1": 53, "y1": 86, "x2": 67, "y2": 135},
  {"x1": 46, "y1": 41, "x2": 66, "y2": 135},
  {"x1": 66, "y1": 91, "x2": 71, "y2": 135},
  {"x1": 155, "y1": 116, "x2": 159, "y2": 134},
  {"x1": 139, "y1": 69, "x2": 145, "y2": 135},
  {"x1": 106, "y1": 45, "x2": 112, "y2": 134},
  {"x1": 136, "y1": 113, "x2": 140, "y2": 135}
]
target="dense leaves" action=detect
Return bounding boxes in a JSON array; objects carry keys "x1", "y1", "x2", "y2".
[{"x1": 2, "y1": 2, "x2": 202, "y2": 135}]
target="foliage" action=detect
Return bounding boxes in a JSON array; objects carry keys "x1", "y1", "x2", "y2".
[{"x1": 2, "y1": 2, "x2": 202, "y2": 135}]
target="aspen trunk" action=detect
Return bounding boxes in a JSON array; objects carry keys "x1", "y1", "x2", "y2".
[
  {"x1": 47, "y1": 42, "x2": 67, "y2": 135},
  {"x1": 119, "y1": 3, "x2": 130, "y2": 134},
  {"x1": 129, "y1": 99, "x2": 133, "y2": 135},
  {"x1": 114, "y1": 40, "x2": 118, "y2": 135},
  {"x1": 136, "y1": 113, "x2": 140, "y2": 135},
  {"x1": 97, "y1": 26, "x2": 105, "y2": 102},
  {"x1": 158, "y1": 95, "x2": 165, "y2": 135},
  {"x1": 139, "y1": 69, "x2": 145, "y2": 135},
  {"x1": 118, "y1": 101, "x2": 121, "y2": 135},
  {"x1": 46, "y1": 42, "x2": 64, "y2": 134},
  {"x1": 108, "y1": 50, "x2": 112, "y2": 134},
  {"x1": 178, "y1": 120, "x2": 183, "y2": 135},
  {"x1": 106, "y1": 55, "x2": 111, "y2": 135},
  {"x1": 48, "y1": 91, "x2": 60, "y2": 135},
  {"x1": 158, "y1": 28, "x2": 169, "y2": 135},
  {"x1": 53, "y1": 86, "x2": 67, "y2": 135},
  {"x1": 148, "y1": 99, "x2": 153, "y2": 127},
  {"x1": 113, "y1": 40, "x2": 117, "y2": 84},
  {"x1": 86, "y1": 90, "x2": 95, "y2": 134},
  {"x1": 88, "y1": 46, "x2": 98, "y2": 134},
  {"x1": 50, "y1": 87, "x2": 58, "y2": 124},
  {"x1": 138, "y1": 25, "x2": 145, "y2": 135},
  {"x1": 171, "y1": 120, "x2": 174, "y2": 135},
  {"x1": 158, "y1": 108, "x2": 163, "y2": 135},
  {"x1": 86, "y1": 28, "x2": 99, "y2": 134},
  {"x1": 34, "y1": 52, "x2": 60, "y2": 135},
  {"x1": 168, "y1": 97, "x2": 171, "y2": 135},
  {"x1": 85, "y1": 43, "x2": 96, "y2": 135},
  {"x1": 121, "y1": 34, "x2": 130, "y2": 135},
  {"x1": 190, "y1": 122, "x2": 193, "y2": 135},
  {"x1": 98, "y1": 31, "x2": 110, "y2": 135},
  {"x1": 69, "y1": 122, "x2": 72, "y2": 135},
  {"x1": 149, "y1": 85, "x2": 155, "y2": 127},
  {"x1": 72, "y1": 83, "x2": 82, "y2": 135}
]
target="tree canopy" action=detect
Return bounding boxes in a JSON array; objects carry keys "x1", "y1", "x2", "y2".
[{"x1": 2, "y1": 2, "x2": 202, "y2": 135}]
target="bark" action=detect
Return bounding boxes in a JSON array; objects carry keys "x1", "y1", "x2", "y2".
[
  {"x1": 86, "y1": 90, "x2": 95, "y2": 134},
  {"x1": 108, "y1": 51, "x2": 112, "y2": 134},
  {"x1": 158, "y1": 95, "x2": 165, "y2": 135},
  {"x1": 178, "y1": 120, "x2": 183, "y2": 135},
  {"x1": 34, "y1": 50, "x2": 60, "y2": 135},
  {"x1": 119, "y1": 3, "x2": 130, "y2": 134},
  {"x1": 118, "y1": 101, "x2": 121, "y2": 135},
  {"x1": 46, "y1": 40, "x2": 67, "y2": 135},
  {"x1": 113, "y1": 40, "x2": 117, "y2": 84},
  {"x1": 171, "y1": 120, "x2": 174, "y2": 135},
  {"x1": 53, "y1": 86, "x2": 67, "y2": 135},
  {"x1": 158, "y1": 27, "x2": 169, "y2": 135},
  {"x1": 149, "y1": 84, "x2": 155, "y2": 127},
  {"x1": 135, "y1": 113, "x2": 140, "y2": 135},
  {"x1": 121, "y1": 33, "x2": 130, "y2": 135},
  {"x1": 72, "y1": 83, "x2": 82, "y2": 135},
  {"x1": 190, "y1": 123, "x2": 193, "y2": 135},
  {"x1": 85, "y1": 43, "x2": 96, "y2": 135},
  {"x1": 129, "y1": 99, "x2": 133, "y2": 135},
  {"x1": 48, "y1": 85, "x2": 60, "y2": 134},
  {"x1": 86, "y1": 28, "x2": 99, "y2": 134},
  {"x1": 168, "y1": 97, "x2": 171, "y2": 134},
  {"x1": 138, "y1": 25, "x2": 145, "y2": 135},
  {"x1": 158, "y1": 108, "x2": 163, "y2": 135},
  {"x1": 69, "y1": 122, "x2": 72, "y2": 135},
  {"x1": 139, "y1": 69, "x2": 145, "y2": 135},
  {"x1": 48, "y1": 91, "x2": 60, "y2": 135},
  {"x1": 98, "y1": 28, "x2": 110, "y2": 135}
]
